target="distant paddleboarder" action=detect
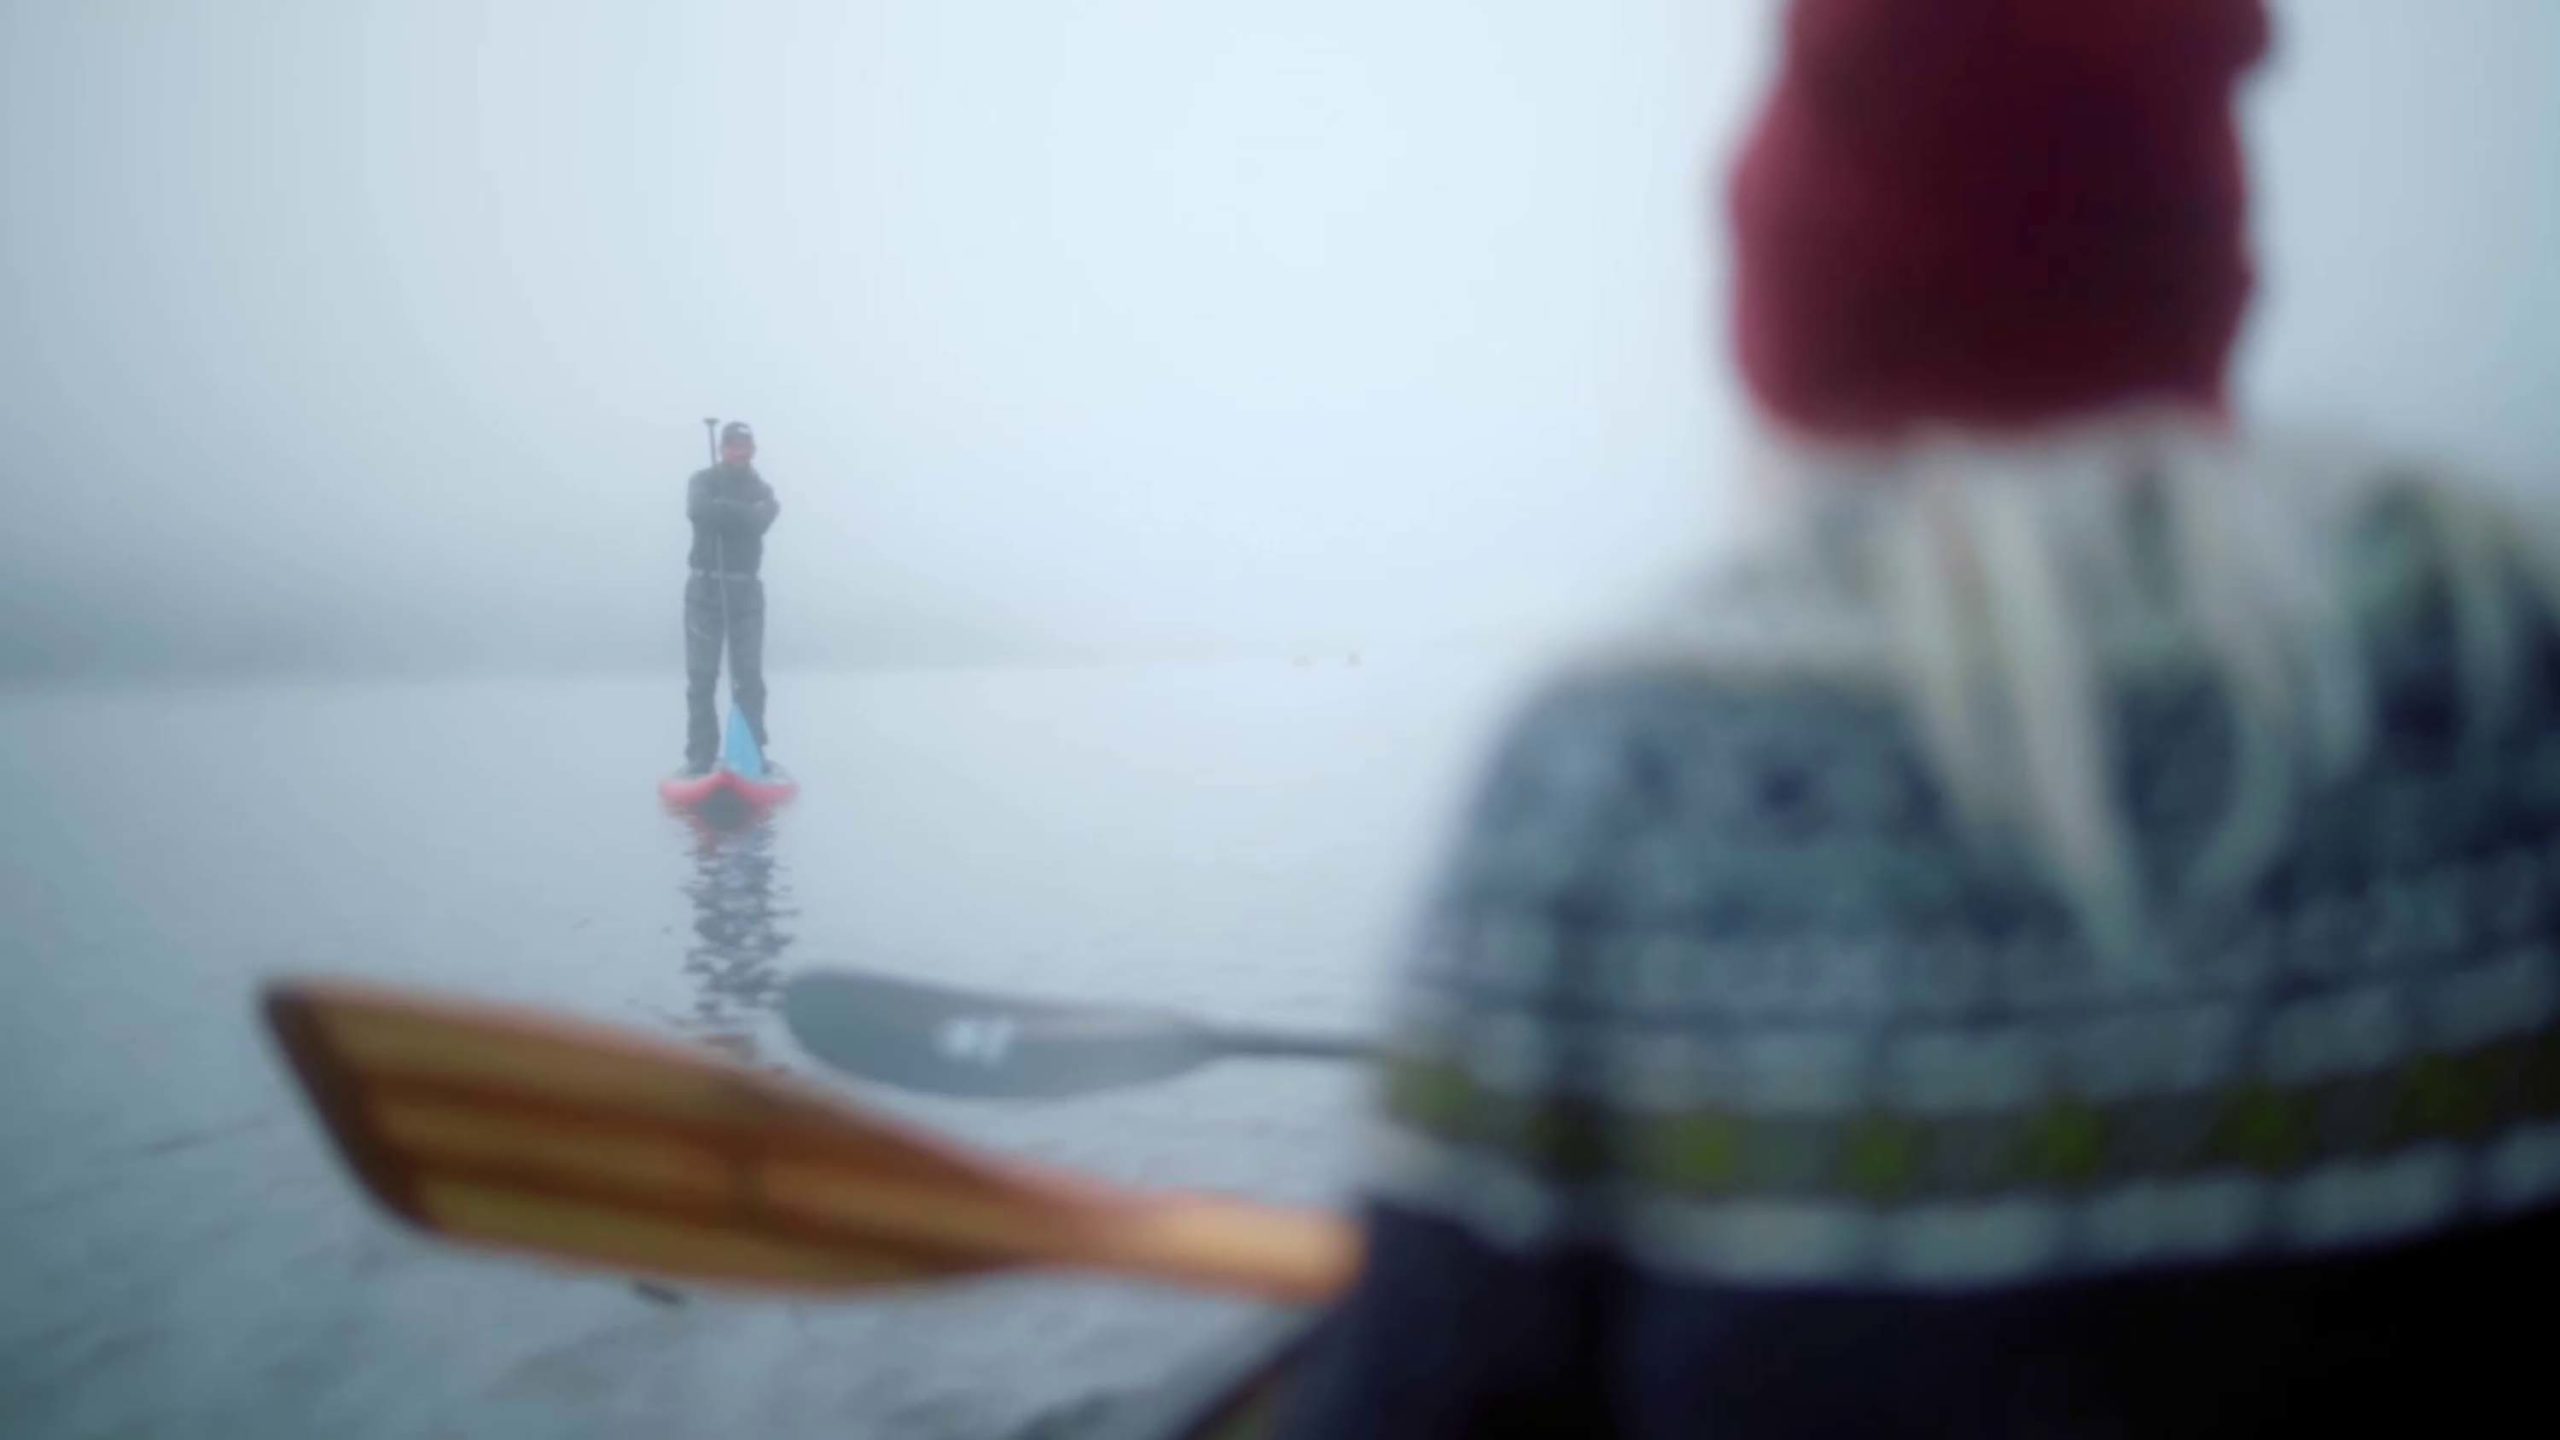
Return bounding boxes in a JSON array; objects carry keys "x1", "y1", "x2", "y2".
[{"x1": 682, "y1": 420, "x2": 780, "y2": 777}]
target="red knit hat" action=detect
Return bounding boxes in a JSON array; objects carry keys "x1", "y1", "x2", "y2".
[{"x1": 1730, "y1": 0, "x2": 2270, "y2": 441}]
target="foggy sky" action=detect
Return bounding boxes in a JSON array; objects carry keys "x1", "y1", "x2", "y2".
[{"x1": 3, "y1": 1, "x2": 2554, "y2": 681}]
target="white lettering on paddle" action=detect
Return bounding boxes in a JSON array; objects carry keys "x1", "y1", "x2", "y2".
[{"x1": 936, "y1": 1016, "x2": 1016, "y2": 1067}]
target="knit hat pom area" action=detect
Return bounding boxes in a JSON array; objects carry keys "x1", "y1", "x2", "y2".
[{"x1": 1729, "y1": 0, "x2": 2271, "y2": 443}]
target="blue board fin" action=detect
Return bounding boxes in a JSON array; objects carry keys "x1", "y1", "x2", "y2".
[{"x1": 720, "y1": 702, "x2": 765, "y2": 778}]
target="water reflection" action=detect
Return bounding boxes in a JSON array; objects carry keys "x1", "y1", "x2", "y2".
[{"x1": 668, "y1": 802, "x2": 797, "y2": 1064}]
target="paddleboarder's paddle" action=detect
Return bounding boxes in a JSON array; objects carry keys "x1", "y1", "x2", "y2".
[
  {"x1": 261, "y1": 978, "x2": 1358, "y2": 1304},
  {"x1": 782, "y1": 969, "x2": 1376, "y2": 1100}
]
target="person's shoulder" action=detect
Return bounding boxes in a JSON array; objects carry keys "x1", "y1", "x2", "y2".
[
  {"x1": 1459, "y1": 587, "x2": 1914, "y2": 833},
  {"x1": 1501, "y1": 560, "x2": 1905, "y2": 740},
  {"x1": 1573, "y1": 542, "x2": 1903, "y2": 686},
  {"x1": 2336, "y1": 465, "x2": 2553, "y2": 608},
  {"x1": 2321, "y1": 461, "x2": 2560, "y2": 733}
]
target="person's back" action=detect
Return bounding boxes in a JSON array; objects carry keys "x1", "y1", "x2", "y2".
[
  {"x1": 1275, "y1": 1, "x2": 2560, "y2": 1433},
  {"x1": 1281, "y1": 470, "x2": 2560, "y2": 1436}
]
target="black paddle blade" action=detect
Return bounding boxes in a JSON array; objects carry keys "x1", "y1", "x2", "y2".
[{"x1": 782, "y1": 970, "x2": 1226, "y2": 1100}]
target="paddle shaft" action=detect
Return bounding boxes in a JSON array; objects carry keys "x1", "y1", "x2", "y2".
[
  {"x1": 1209, "y1": 1028, "x2": 1377, "y2": 1064},
  {"x1": 699, "y1": 416, "x2": 737, "y2": 740},
  {"x1": 1086, "y1": 1198, "x2": 1354, "y2": 1304}
]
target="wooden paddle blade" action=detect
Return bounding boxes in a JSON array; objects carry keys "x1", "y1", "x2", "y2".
[
  {"x1": 264, "y1": 978, "x2": 1090, "y2": 1292},
  {"x1": 260, "y1": 978, "x2": 1360, "y2": 1303}
]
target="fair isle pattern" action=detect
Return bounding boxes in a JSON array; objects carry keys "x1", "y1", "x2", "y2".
[{"x1": 1365, "y1": 537, "x2": 2560, "y2": 1289}]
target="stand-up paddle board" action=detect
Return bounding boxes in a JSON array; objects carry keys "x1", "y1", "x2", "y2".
[{"x1": 660, "y1": 701, "x2": 798, "y2": 811}]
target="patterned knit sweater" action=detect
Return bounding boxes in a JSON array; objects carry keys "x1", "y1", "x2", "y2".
[{"x1": 1275, "y1": 495, "x2": 2560, "y2": 1437}]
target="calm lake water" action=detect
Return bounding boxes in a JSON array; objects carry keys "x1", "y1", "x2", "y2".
[{"x1": 0, "y1": 653, "x2": 1536, "y2": 1439}]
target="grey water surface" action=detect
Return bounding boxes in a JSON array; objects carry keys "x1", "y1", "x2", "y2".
[{"x1": 0, "y1": 655, "x2": 1531, "y2": 1440}]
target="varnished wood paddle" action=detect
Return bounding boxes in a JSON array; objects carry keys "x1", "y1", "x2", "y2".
[{"x1": 261, "y1": 978, "x2": 1359, "y2": 1304}]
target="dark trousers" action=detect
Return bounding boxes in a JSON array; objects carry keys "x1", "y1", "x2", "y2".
[{"x1": 685, "y1": 574, "x2": 767, "y2": 766}]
